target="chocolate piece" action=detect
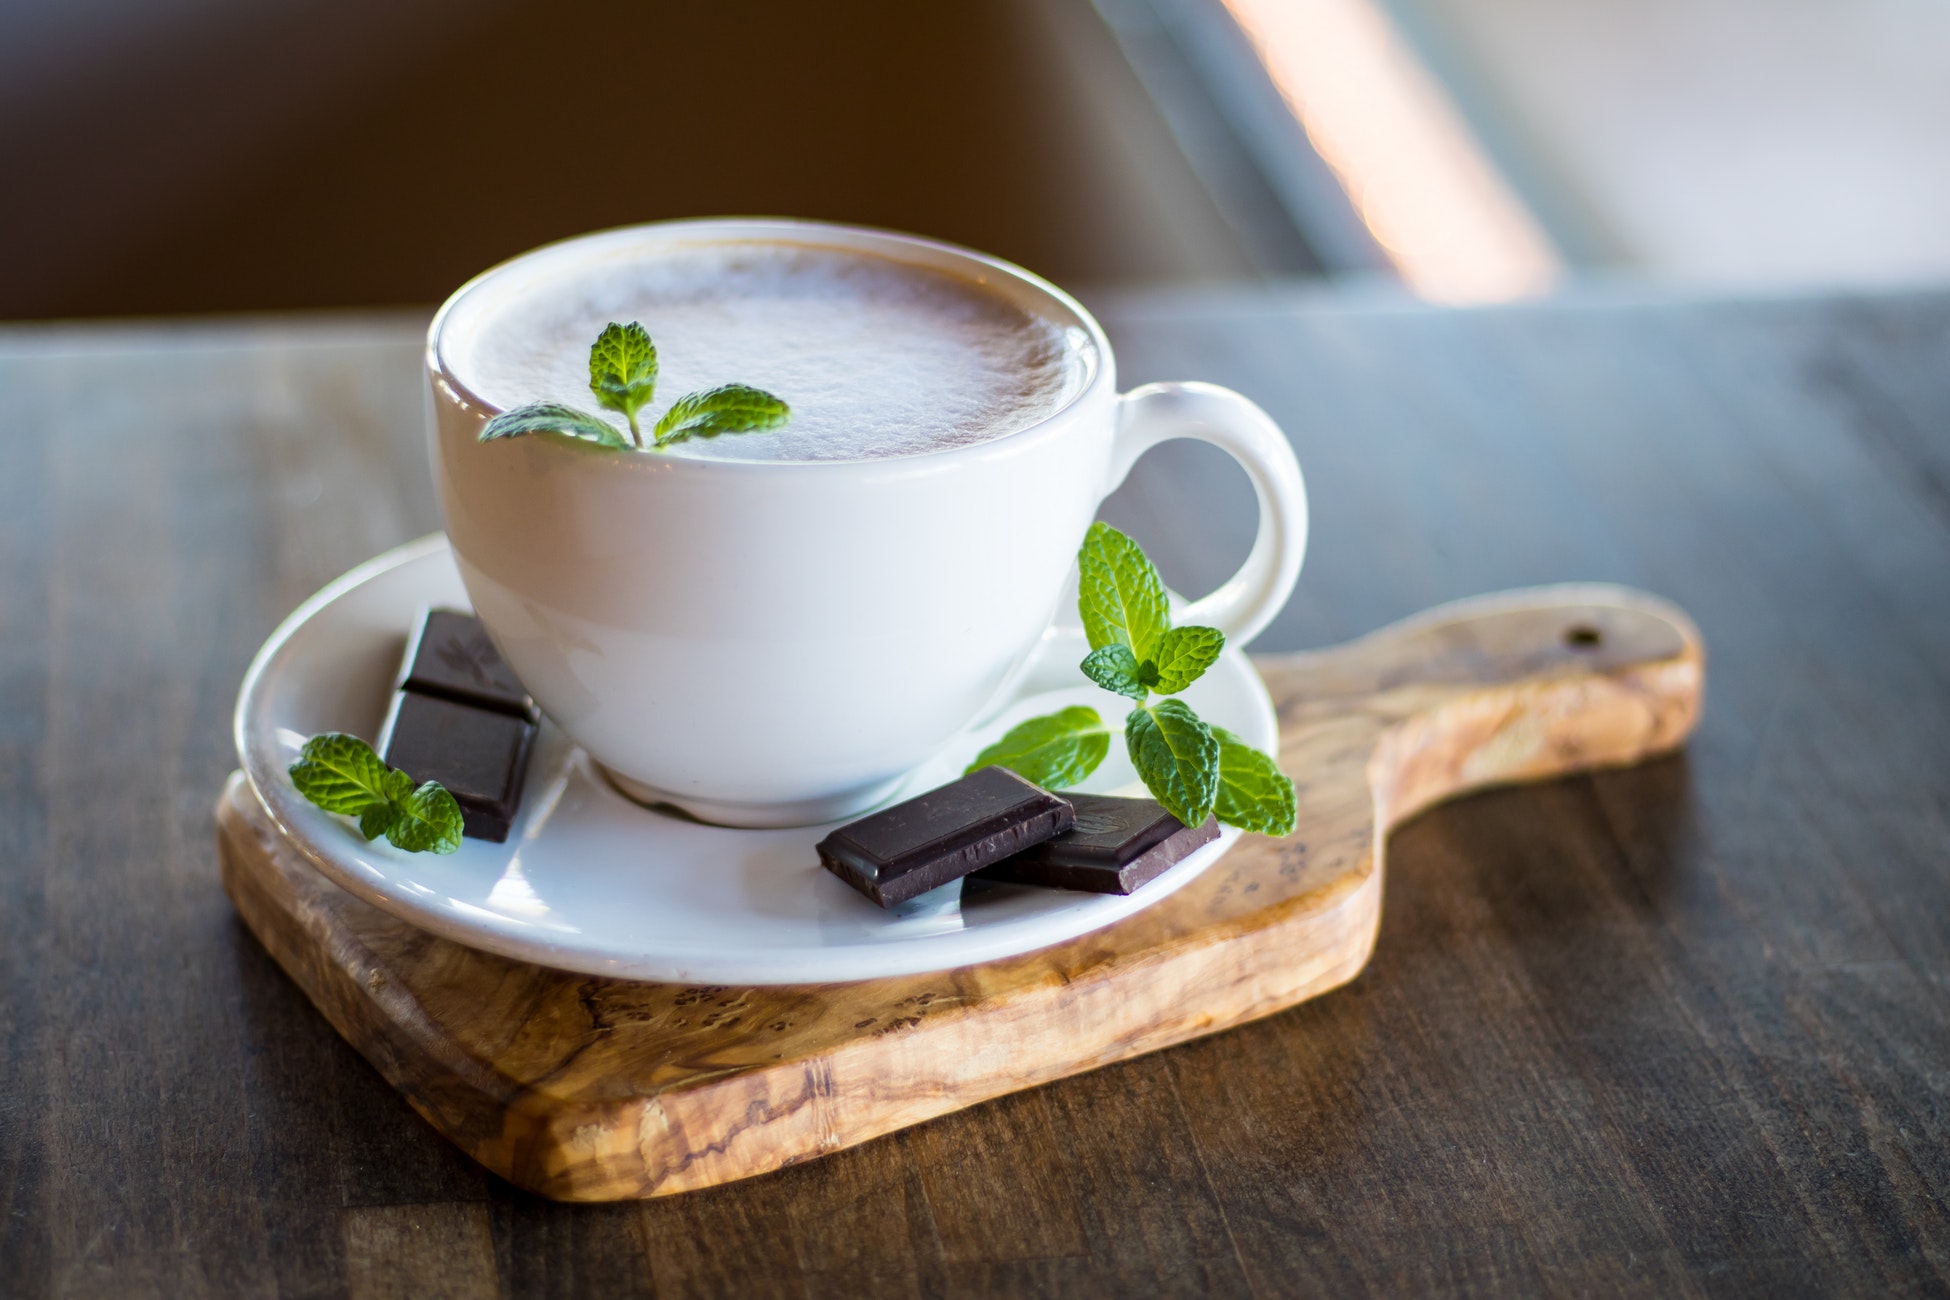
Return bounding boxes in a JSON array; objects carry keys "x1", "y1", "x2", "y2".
[
  {"x1": 973, "y1": 793, "x2": 1219, "y2": 895},
  {"x1": 818, "y1": 766, "x2": 1075, "y2": 908},
  {"x1": 398, "y1": 608, "x2": 536, "y2": 721},
  {"x1": 379, "y1": 691, "x2": 535, "y2": 842}
]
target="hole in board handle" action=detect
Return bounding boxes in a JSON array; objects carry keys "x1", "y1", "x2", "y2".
[{"x1": 1564, "y1": 624, "x2": 1603, "y2": 650}]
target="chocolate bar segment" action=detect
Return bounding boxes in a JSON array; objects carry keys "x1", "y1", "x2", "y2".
[
  {"x1": 379, "y1": 690, "x2": 535, "y2": 843},
  {"x1": 818, "y1": 766, "x2": 1075, "y2": 908},
  {"x1": 973, "y1": 792, "x2": 1218, "y2": 895},
  {"x1": 398, "y1": 608, "x2": 536, "y2": 721}
]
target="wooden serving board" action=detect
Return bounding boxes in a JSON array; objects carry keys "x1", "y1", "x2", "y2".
[{"x1": 216, "y1": 584, "x2": 1702, "y2": 1203}]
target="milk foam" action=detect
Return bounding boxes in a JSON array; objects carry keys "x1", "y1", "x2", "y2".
[{"x1": 447, "y1": 241, "x2": 1095, "y2": 462}]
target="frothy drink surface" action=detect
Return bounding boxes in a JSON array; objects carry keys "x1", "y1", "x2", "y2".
[{"x1": 449, "y1": 242, "x2": 1094, "y2": 462}]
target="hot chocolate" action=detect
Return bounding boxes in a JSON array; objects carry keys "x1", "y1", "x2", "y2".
[{"x1": 442, "y1": 241, "x2": 1095, "y2": 462}]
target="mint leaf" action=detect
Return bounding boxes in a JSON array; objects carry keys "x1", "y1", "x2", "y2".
[
  {"x1": 289, "y1": 733, "x2": 396, "y2": 816},
  {"x1": 588, "y1": 322, "x2": 658, "y2": 444},
  {"x1": 654, "y1": 384, "x2": 791, "y2": 447},
  {"x1": 1078, "y1": 522, "x2": 1169, "y2": 661},
  {"x1": 1081, "y1": 645, "x2": 1147, "y2": 700},
  {"x1": 386, "y1": 781, "x2": 465, "y2": 854},
  {"x1": 380, "y1": 767, "x2": 412, "y2": 800},
  {"x1": 479, "y1": 402, "x2": 631, "y2": 449},
  {"x1": 289, "y1": 732, "x2": 463, "y2": 854},
  {"x1": 966, "y1": 705, "x2": 1110, "y2": 789},
  {"x1": 1125, "y1": 698, "x2": 1219, "y2": 828},
  {"x1": 1148, "y1": 625, "x2": 1225, "y2": 695},
  {"x1": 357, "y1": 804, "x2": 397, "y2": 842},
  {"x1": 1211, "y1": 726, "x2": 1296, "y2": 836}
]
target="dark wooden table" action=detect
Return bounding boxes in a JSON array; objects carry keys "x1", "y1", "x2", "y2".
[{"x1": 3, "y1": 284, "x2": 1948, "y2": 1297}]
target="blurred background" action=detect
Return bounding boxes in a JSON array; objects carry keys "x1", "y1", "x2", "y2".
[{"x1": 3, "y1": 0, "x2": 1948, "y2": 321}]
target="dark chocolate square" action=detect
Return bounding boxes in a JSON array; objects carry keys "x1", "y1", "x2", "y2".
[
  {"x1": 379, "y1": 690, "x2": 536, "y2": 842},
  {"x1": 973, "y1": 792, "x2": 1219, "y2": 894},
  {"x1": 817, "y1": 766, "x2": 1075, "y2": 908},
  {"x1": 398, "y1": 608, "x2": 536, "y2": 721}
]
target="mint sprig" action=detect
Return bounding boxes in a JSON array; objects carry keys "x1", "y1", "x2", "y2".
[
  {"x1": 975, "y1": 523, "x2": 1296, "y2": 837},
  {"x1": 1126, "y1": 698, "x2": 1221, "y2": 829},
  {"x1": 588, "y1": 321, "x2": 659, "y2": 442},
  {"x1": 1148, "y1": 625, "x2": 1225, "y2": 694},
  {"x1": 1080, "y1": 644, "x2": 1147, "y2": 700},
  {"x1": 479, "y1": 402, "x2": 632, "y2": 449},
  {"x1": 289, "y1": 733, "x2": 464, "y2": 854},
  {"x1": 478, "y1": 320, "x2": 788, "y2": 452},
  {"x1": 1211, "y1": 725, "x2": 1297, "y2": 836},
  {"x1": 1078, "y1": 520, "x2": 1170, "y2": 661},
  {"x1": 966, "y1": 705, "x2": 1112, "y2": 789},
  {"x1": 654, "y1": 383, "x2": 792, "y2": 447}
]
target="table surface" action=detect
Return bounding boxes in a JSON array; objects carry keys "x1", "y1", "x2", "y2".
[{"x1": 3, "y1": 283, "x2": 1948, "y2": 1297}]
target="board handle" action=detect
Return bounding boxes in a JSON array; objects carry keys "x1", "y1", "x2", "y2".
[{"x1": 1255, "y1": 584, "x2": 1705, "y2": 827}]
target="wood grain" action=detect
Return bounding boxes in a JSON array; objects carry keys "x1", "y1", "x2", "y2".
[
  {"x1": 6, "y1": 287, "x2": 1950, "y2": 1294},
  {"x1": 217, "y1": 585, "x2": 1701, "y2": 1201}
]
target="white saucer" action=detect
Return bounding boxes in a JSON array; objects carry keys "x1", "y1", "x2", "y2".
[{"x1": 233, "y1": 535, "x2": 1276, "y2": 984}]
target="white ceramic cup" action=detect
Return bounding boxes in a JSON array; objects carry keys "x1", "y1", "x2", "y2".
[{"x1": 426, "y1": 219, "x2": 1307, "y2": 827}]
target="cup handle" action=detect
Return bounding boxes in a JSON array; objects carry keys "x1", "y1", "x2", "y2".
[{"x1": 1108, "y1": 381, "x2": 1309, "y2": 648}]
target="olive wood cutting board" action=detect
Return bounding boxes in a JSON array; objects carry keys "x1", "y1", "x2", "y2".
[{"x1": 216, "y1": 584, "x2": 1703, "y2": 1202}]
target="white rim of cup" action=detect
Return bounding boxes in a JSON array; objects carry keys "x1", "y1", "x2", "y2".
[{"x1": 424, "y1": 217, "x2": 1115, "y2": 473}]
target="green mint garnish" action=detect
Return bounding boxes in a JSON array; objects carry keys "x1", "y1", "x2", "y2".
[
  {"x1": 476, "y1": 321, "x2": 788, "y2": 453},
  {"x1": 979, "y1": 523, "x2": 1295, "y2": 837},
  {"x1": 387, "y1": 779, "x2": 470, "y2": 853},
  {"x1": 288, "y1": 732, "x2": 464, "y2": 855},
  {"x1": 588, "y1": 321, "x2": 659, "y2": 444},
  {"x1": 1081, "y1": 625, "x2": 1223, "y2": 700},
  {"x1": 1080, "y1": 644, "x2": 1147, "y2": 701},
  {"x1": 1211, "y1": 725, "x2": 1297, "y2": 836},
  {"x1": 481, "y1": 402, "x2": 632, "y2": 449},
  {"x1": 654, "y1": 383, "x2": 793, "y2": 448},
  {"x1": 1147, "y1": 625, "x2": 1225, "y2": 694},
  {"x1": 965, "y1": 705, "x2": 1111, "y2": 789},
  {"x1": 287, "y1": 731, "x2": 394, "y2": 814},
  {"x1": 1125, "y1": 698, "x2": 1220, "y2": 828},
  {"x1": 1078, "y1": 520, "x2": 1170, "y2": 662}
]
